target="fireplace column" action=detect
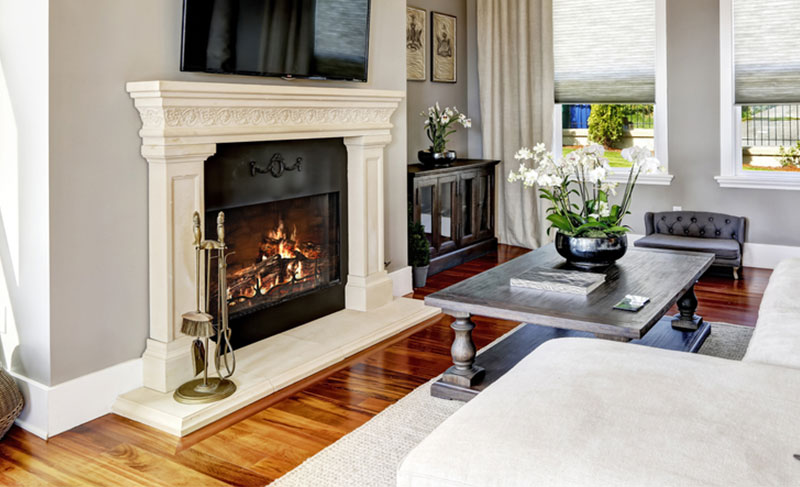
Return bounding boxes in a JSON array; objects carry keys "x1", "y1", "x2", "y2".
[
  {"x1": 140, "y1": 144, "x2": 216, "y2": 393},
  {"x1": 343, "y1": 135, "x2": 394, "y2": 312}
]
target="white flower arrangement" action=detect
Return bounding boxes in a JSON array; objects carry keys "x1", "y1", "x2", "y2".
[
  {"x1": 422, "y1": 103, "x2": 471, "y2": 153},
  {"x1": 508, "y1": 143, "x2": 663, "y2": 237}
]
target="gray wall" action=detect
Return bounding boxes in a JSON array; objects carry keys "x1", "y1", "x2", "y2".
[
  {"x1": 47, "y1": 0, "x2": 407, "y2": 385},
  {"x1": 627, "y1": 0, "x2": 800, "y2": 247},
  {"x1": 407, "y1": 0, "x2": 475, "y2": 159}
]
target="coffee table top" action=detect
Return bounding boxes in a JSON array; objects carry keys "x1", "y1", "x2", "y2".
[{"x1": 424, "y1": 244, "x2": 714, "y2": 340}]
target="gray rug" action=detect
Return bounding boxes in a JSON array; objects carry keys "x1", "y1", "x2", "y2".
[{"x1": 269, "y1": 322, "x2": 754, "y2": 487}]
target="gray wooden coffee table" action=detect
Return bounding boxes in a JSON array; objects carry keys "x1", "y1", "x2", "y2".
[{"x1": 425, "y1": 244, "x2": 715, "y2": 401}]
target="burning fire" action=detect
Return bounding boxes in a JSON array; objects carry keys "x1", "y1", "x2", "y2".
[
  {"x1": 265, "y1": 220, "x2": 299, "y2": 260},
  {"x1": 223, "y1": 217, "x2": 325, "y2": 309}
]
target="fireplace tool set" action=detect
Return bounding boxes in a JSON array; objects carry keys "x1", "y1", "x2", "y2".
[{"x1": 174, "y1": 211, "x2": 237, "y2": 404}]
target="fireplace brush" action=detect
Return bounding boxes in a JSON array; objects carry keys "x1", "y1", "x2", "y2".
[{"x1": 174, "y1": 211, "x2": 237, "y2": 404}]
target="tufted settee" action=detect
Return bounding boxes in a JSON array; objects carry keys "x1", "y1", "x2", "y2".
[{"x1": 633, "y1": 211, "x2": 746, "y2": 278}]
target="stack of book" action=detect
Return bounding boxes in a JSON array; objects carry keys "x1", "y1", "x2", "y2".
[{"x1": 510, "y1": 267, "x2": 606, "y2": 295}]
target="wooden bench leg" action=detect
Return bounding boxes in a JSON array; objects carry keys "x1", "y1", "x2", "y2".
[{"x1": 733, "y1": 267, "x2": 740, "y2": 280}]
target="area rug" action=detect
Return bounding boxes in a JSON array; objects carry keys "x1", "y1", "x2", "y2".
[{"x1": 269, "y1": 322, "x2": 754, "y2": 487}]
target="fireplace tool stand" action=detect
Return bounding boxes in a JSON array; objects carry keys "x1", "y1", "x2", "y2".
[{"x1": 174, "y1": 211, "x2": 237, "y2": 404}]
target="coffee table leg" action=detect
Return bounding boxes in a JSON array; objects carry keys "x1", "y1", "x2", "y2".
[
  {"x1": 672, "y1": 284, "x2": 704, "y2": 331},
  {"x1": 442, "y1": 312, "x2": 485, "y2": 388}
]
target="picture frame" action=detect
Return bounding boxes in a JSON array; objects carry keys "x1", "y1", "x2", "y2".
[
  {"x1": 431, "y1": 12, "x2": 457, "y2": 83},
  {"x1": 406, "y1": 7, "x2": 427, "y2": 81}
]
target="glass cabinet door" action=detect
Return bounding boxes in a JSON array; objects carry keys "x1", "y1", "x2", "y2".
[
  {"x1": 417, "y1": 183, "x2": 435, "y2": 246},
  {"x1": 476, "y1": 172, "x2": 494, "y2": 240},
  {"x1": 459, "y1": 172, "x2": 478, "y2": 246},
  {"x1": 437, "y1": 176, "x2": 457, "y2": 254}
]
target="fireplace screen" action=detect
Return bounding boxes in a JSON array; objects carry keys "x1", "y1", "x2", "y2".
[{"x1": 208, "y1": 193, "x2": 341, "y2": 318}]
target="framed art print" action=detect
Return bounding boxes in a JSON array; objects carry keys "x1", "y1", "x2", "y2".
[
  {"x1": 431, "y1": 12, "x2": 456, "y2": 83},
  {"x1": 407, "y1": 7, "x2": 427, "y2": 81}
]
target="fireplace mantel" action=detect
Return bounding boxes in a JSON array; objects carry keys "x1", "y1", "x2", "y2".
[
  {"x1": 128, "y1": 80, "x2": 404, "y2": 146},
  {"x1": 125, "y1": 81, "x2": 417, "y2": 395}
]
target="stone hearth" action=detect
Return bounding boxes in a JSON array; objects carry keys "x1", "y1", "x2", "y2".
[{"x1": 113, "y1": 81, "x2": 439, "y2": 436}]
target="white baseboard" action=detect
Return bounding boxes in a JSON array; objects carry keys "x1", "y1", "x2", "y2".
[
  {"x1": 10, "y1": 358, "x2": 142, "y2": 439},
  {"x1": 389, "y1": 266, "x2": 413, "y2": 296},
  {"x1": 11, "y1": 375, "x2": 50, "y2": 439},
  {"x1": 741, "y1": 242, "x2": 800, "y2": 269},
  {"x1": 628, "y1": 233, "x2": 800, "y2": 270}
]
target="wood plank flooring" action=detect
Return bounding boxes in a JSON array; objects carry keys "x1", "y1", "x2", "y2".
[{"x1": 0, "y1": 245, "x2": 770, "y2": 486}]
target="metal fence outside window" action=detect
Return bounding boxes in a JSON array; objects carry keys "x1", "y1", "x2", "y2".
[
  {"x1": 625, "y1": 110, "x2": 653, "y2": 129},
  {"x1": 562, "y1": 105, "x2": 654, "y2": 130},
  {"x1": 741, "y1": 105, "x2": 800, "y2": 147}
]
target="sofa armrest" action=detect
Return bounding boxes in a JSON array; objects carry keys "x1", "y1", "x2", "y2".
[
  {"x1": 735, "y1": 217, "x2": 746, "y2": 248},
  {"x1": 643, "y1": 212, "x2": 655, "y2": 236}
]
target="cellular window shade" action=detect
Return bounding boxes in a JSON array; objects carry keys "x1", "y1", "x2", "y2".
[
  {"x1": 734, "y1": 0, "x2": 800, "y2": 104},
  {"x1": 553, "y1": 0, "x2": 655, "y2": 104}
]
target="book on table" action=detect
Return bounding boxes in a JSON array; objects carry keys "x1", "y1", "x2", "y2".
[{"x1": 510, "y1": 267, "x2": 606, "y2": 295}]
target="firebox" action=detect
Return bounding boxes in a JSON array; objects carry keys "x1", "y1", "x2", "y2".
[{"x1": 205, "y1": 138, "x2": 348, "y2": 349}]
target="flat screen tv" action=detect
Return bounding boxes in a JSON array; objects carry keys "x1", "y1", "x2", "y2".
[{"x1": 181, "y1": 0, "x2": 371, "y2": 82}]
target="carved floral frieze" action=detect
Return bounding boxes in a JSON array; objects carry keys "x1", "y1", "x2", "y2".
[{"x1": 136, "y1": 106, "x2": 397, "y2": 130}]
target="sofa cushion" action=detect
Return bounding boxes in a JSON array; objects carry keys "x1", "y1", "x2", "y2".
[
  {"x1": 634, "y1": 234, "x2": 740, "y2": 260},
  {"x1": 744, "y1": 311, "x2": 800, "y2": 370},
  {"x1": 743, "y1": 258, "x2": 800, "y2": 369},
  {"x1": 398, "y1": 338, "x2": 800, "y2": 487},
  {"x1": 757, "y1": 258, "x2": 800, "y2": 315}
]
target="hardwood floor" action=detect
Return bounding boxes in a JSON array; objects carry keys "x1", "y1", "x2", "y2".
[{"x1": 0, "y1": 245, "x2": 770, "y2": 486}]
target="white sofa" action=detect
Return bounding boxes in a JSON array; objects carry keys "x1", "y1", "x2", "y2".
[{"x1": 398, "y1": 259, "x2": 800, "y2": 486}]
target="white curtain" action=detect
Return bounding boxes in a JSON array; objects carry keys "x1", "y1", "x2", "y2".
[{"x1": 477, "y1": 0, "x2": 554, "y2": 249}]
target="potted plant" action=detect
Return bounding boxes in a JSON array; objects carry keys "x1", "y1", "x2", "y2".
[
  {"x1": 508, "y1": 143, "x2": 663, "y2": 268},
  {"x1": 419, "y1": 103, "x2": 471, "y2": 167},
  {"x1": 408, "y1": 216, "x2": 431, "y2": 288}
]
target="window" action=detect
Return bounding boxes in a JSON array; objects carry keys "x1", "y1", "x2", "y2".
[
  {"x1": 717, "y1": 0, "x2": 800, "y2": 189},
  {"x1": 552, "y1": 0, "x2": 671, "y2": 185}
]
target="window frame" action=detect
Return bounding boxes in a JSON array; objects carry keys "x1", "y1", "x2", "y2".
[
  {"x1": 552, "y1": 0, "x2": 672, "y2": 186},
  {"x1": 716, "y1": 0, "x2": 800, "y2": 190}
]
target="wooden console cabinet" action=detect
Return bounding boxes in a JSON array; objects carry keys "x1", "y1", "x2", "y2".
[{"x1": 408, "y1": 159, "x2": 499, "y2": 275}]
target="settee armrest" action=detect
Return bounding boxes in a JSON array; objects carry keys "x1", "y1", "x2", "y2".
[{"x1": 644, "y1": 212, "x2": 656, "y2": 236}]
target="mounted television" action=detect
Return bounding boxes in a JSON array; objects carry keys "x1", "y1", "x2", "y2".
[{"x1": 181, "y1": 0, "x2": 371, "y2": 82}]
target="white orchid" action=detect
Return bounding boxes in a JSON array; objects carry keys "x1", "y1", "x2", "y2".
[
  {"x1": 537, "y1": 174, "x2": 564, "y2": 188},
  {"x1": 621, "y1": 146, "x2": 652, "y2": 164},
  {"x1": 597, "y1": 200, "x2": 610, "y2": 217},
  {"x1": 586, "y1": 166, "x2": 608, "y2": 182},
  {"x1": 583, "y1": 143, "x2": 605, "y2": 157},
  {"x1": 637, "y1": 157, "x2": 664, "y2": 175},
  {"x1": 422, "y1": 104, "x2": 471, "y2": 153},
  {"x1": 508, "y1": 143, "x2": 660, "y2": 238},
  {"x1": 515, "y1": 147, "x2": 534, "y2": 160},
  {"x1": 601, "y1": 181, "x2": 619, "y2": 196}
]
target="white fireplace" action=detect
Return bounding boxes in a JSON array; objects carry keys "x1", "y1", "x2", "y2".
[{"x1": 113, "y1": 81, "x2": 439, "y2": 436}]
